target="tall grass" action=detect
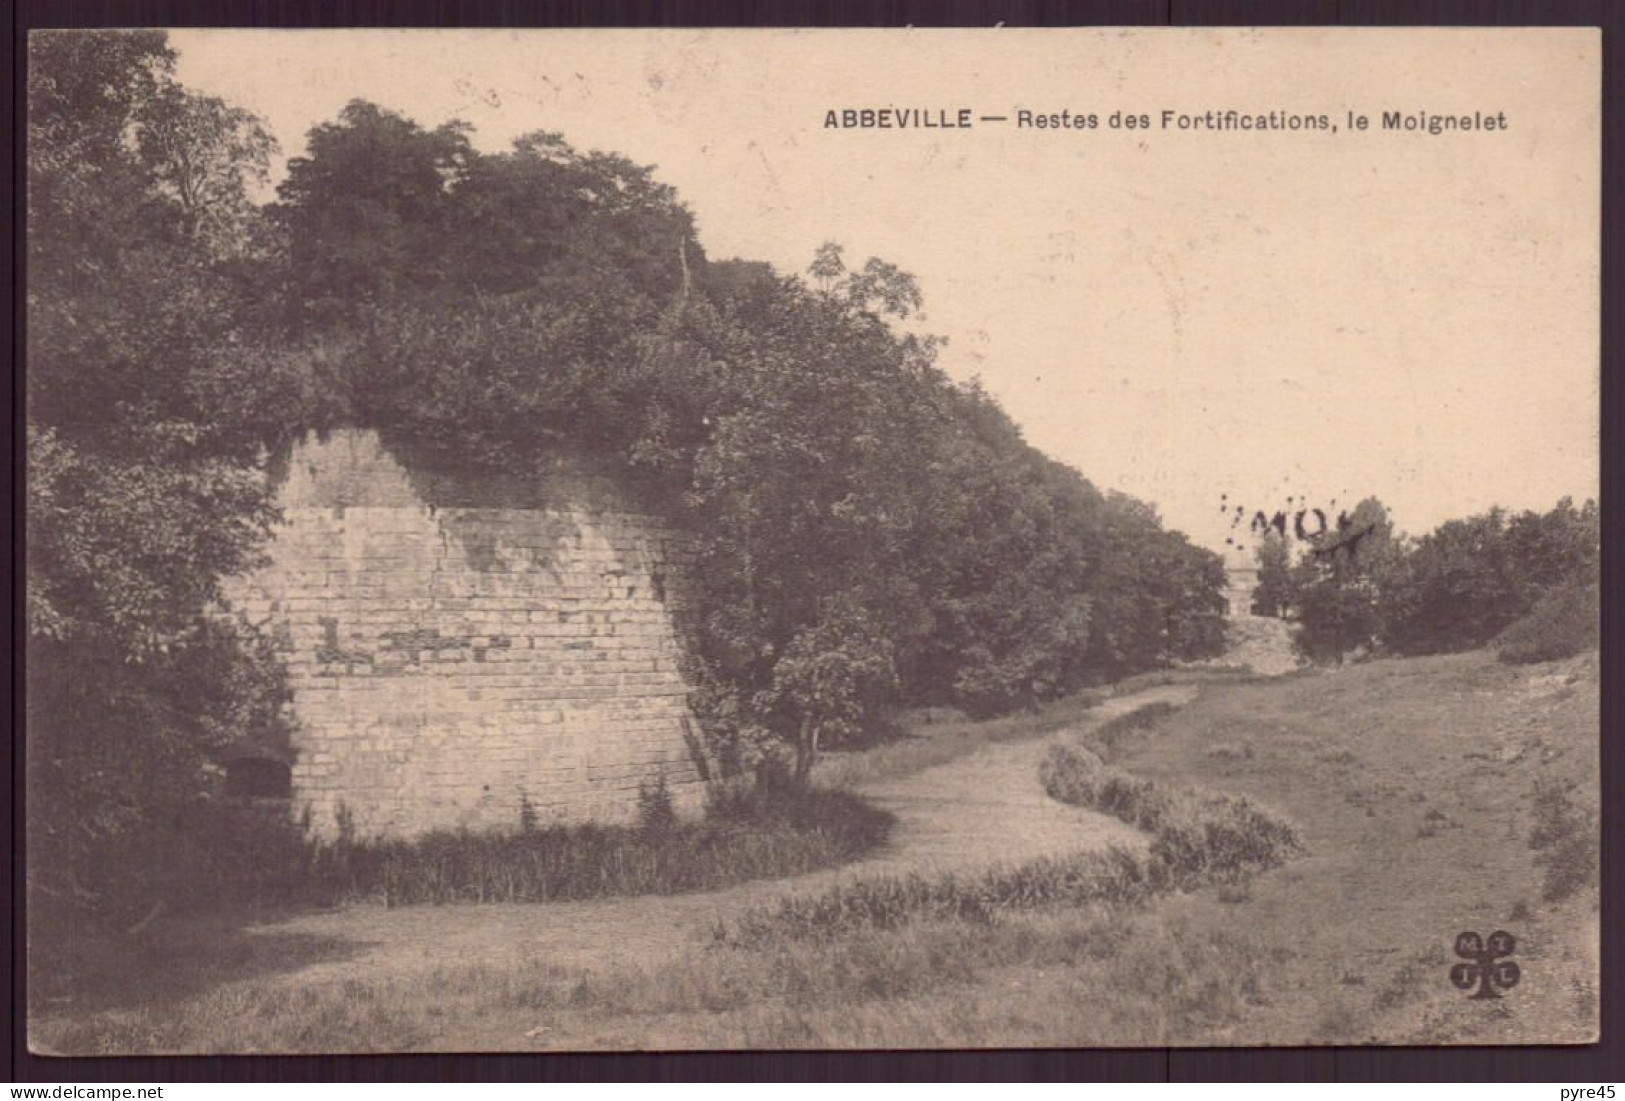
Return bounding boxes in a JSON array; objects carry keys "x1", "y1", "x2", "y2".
[
  {"x1": 719, "y1": 846, "x2": 1167, "y2": 946},
  {"x1": 720, "y1": 740, "x2": 1299, "y2": 946},
  {"x1": 306, "y1": 783, "x2": 893, "y2": 907},
  {"x1": 41, "y1": 903, "x2": 1297, "y2": 1054},
  {"x1": 1041, "y1": 741, "x2": 1300, "y2": 878}
]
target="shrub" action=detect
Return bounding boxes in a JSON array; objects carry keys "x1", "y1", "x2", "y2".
[
  {"x1": 721, "y1": 743, "x2": 1299, "y2": 946},
  {"x1": 1040, "y1": 741, "x2": 1300, "y2": 885},
  {"x1": 636, "y1": 777, "x2": 679, "y2": 836},
  {"x1": 1496, "y1": 582, "x2": 1599, "y2": 665}
]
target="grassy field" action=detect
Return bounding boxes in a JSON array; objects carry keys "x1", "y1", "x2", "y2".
[{"x1": 33, "y1": 649, "x2": 1598, "y2": 1052}]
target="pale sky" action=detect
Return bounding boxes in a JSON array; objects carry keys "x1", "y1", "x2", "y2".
[{"x1": 170, "y1": 28, "x2": 1600, "y2": 560}]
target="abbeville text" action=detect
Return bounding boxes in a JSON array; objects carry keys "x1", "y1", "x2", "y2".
[{"x1": 823, "y1": 108, "x2": 973, "y2": 129}]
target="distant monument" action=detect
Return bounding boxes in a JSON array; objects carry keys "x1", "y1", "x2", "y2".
[{"x1": 1224, "y1": 564, "x2": 1260, "y2": 618}]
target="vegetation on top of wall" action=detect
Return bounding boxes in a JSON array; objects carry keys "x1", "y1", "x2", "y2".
[{"x1": 265, "y1": 102, "x2": 1229, "y2": 773}]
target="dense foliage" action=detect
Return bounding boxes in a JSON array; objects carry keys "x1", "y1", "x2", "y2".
[
  {"x1": 28, "y1": 33, "x2": 1227, "y2": 911},
  {"x1": 29, "y1": 32, "x2": 1596, "y2": 926},
  {"x1": 27, "y1": 32, "x2": 313, "y2": 912},
  {"x1": 1261, "y1": 496, "x2": 1598, "y2": 664}
]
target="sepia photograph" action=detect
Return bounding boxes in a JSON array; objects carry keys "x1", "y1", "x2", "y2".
[{"x1": 24, "y1": 26, "x2": 1600, "y2": 1055}]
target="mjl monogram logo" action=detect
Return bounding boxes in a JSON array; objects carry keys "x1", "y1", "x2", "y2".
[{"x1": 1449, "y1": 930, "x2": 1520, "y2": 1000}]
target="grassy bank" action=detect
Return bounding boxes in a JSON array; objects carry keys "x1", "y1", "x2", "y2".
[
  {"x1": 811, "y1": 688, "x2": 1112, "y2": 790},
  {"x1": 810, "y1": 670, "x2": 1243, "y2": 791}
]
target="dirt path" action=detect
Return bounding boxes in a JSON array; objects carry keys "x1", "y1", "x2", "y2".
[{"x1": 247, "y1": 685, "x2": 1196, "y2": 987}]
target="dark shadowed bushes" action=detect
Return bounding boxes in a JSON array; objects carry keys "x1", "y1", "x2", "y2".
[
  {"x1": 1383, "y1": 500, "x2": 1598, "y2": 657},
  {"x1": 1495, "y1": 581, "x2": 1599, "y2": 665}
]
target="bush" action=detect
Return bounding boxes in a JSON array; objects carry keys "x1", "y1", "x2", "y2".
[
  {"x1": 720, "y1": 741, "x2": 1300, "y2": 946},
  {"x1": 1040, "y1": 741, "x2": 1300, "y2": 885},
  {"x1": 1496, "y1": 582, "x2": 1599, "y2": 665}
]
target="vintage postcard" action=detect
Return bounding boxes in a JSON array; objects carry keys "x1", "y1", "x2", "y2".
[{"x1": 25, "y1": 27, "x2": 1599, "y2": 1053}]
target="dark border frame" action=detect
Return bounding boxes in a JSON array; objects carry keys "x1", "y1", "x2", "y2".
[{"x1": 6, "y1": 0, "x2": 1619, "y2": 1083}]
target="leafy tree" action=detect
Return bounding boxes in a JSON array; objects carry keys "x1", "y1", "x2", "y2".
[
  {"x1": 755, "y1": 603, "x2": 899, "y2": 783},
  {"x1": 134, "y1": 82, "x2": 278, "y2": 255},
  {"x1": 272, "y1": 100, "x2": 475, "y2": 324},
  {"x1": 28, "y1": 31, "x2": 306, "y2": 912},
  {"x1": 1289, "y1": 497, "x2": 1394, "y2": 663},
  {"x1": 1501, "y1": 497, "x2": 1599, "y2": 600}
]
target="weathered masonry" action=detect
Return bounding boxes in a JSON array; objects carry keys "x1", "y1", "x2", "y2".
[{"x1": 221, "y1": 428, "x2": 708, "y2": 839}]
